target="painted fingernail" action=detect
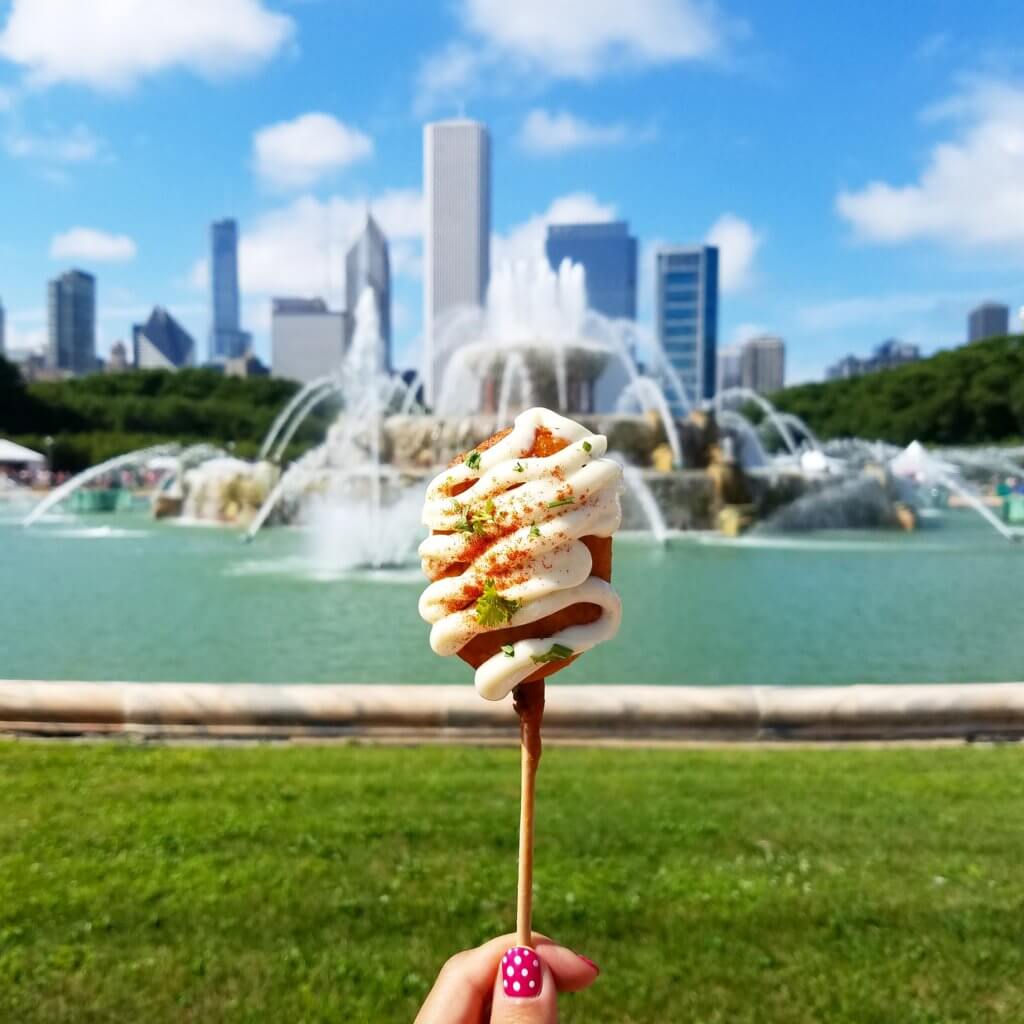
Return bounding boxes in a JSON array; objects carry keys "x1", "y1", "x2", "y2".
[
  {"x1": 575, "y1": 952, "x2": 600, "y2": 975},
  {"x1": 501, "y1": 946, "x2": 542, "y2": 998}
]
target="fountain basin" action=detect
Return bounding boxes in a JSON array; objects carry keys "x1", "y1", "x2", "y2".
[{"x1": 4, "y1": 680, "x2": 1024, "y2": 743}]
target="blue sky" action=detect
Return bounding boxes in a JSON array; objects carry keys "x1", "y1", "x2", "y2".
[{"x1": 1, "y1": 0, "x2": 1023, "y2": 382}]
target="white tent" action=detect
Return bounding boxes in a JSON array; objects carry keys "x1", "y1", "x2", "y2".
[
  {"x1": 0, "y1": 439, "x2": 45, "y2": 464},
  {"x1": 889, "y1": 440, "x2": 956, "y2": 484}
]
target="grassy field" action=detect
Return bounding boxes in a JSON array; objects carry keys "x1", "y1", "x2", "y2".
[{"x1": 1, "y1": 742, "x2": 1022, "y2": 1023}]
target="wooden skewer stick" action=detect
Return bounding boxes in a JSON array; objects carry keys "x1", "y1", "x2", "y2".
[{"x1": 513, "y1": 679, "x2": 546, "y2": 949}]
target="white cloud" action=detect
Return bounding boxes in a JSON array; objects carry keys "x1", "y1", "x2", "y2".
[
  {"x1": 4, "y1": 319, "x2": 46, "y2": 356},
  {"x1": 189, "y1": 190, "x2": 423, "y2": 302},
  {"x1": 518, "y1": 108, "x2": 631, "y2": 155},
  {"x1": 837, "y1": 78, "x2": 1024, "y2": 249},
  {"x1": 418, "y1": 0, "x2": 726, "y2": 110},
  {"x1": 417, "y1": 43, "x2": 486, "y2": 112},
  {"x1": 253, "y1": 112, "x2": 373, "y2": 190},
  {"x1": 492, "y1": 192, "x2": 618, "y2": 268},
  {"x1": 5, "y1": 123, "x2": 105, "y2": 163},
  {"x1": 466, "y1": 0, "x2": 723, "y2": 75},
  {"x1": 705, "y1": 212, "x2": 761, "y2": 293},
  {"x1": 50, "y1": 227, "x2": 137, "y2": 263},
  {"x1": 0, "y1": 0, "x2": 294, "y2": 91}
]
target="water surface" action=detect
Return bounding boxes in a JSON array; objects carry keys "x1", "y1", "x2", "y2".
[{"x1": 2, "y1": 509, "x2": 1020, "y2": 686}]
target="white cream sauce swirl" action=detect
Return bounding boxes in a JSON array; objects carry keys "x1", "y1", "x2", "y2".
[{"x1": 418, "y1": 407, "x2": 623, "y2": 701}]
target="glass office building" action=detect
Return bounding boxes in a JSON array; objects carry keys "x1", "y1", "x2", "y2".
[
  {"x1": 132, "y1": 307, "x2": 196, "y2": 370},
  {"x1": 209, "y1": 218, "x2": 251, "y2": 361},
  {"x1": 47, "y1": 269, "x2": 96, "y2": 374},
  {"x1": 545, "y1": 221, "x2": 637, "y2": 320},
  {"x1": 655, "y1": 245, "x2": 718, "y2": 410}
]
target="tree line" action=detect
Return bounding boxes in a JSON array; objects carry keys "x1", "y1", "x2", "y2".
[
  {"x1": 0, "y1": 358, "x2": 335, "y2": 470},
  {"x1": 771, "y1": 334, "x2": 1024, "y2": 446}
]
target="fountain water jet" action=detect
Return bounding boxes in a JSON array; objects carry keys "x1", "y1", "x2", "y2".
[
  {"x1": 244, "y1": 287, "x2": 423, "y2": 566},
  {"x1": 22, "y1": 444, "x2": 226, "y2": 528},
  {"x1": 259, "y1": 374, "x2": 337, "y2": 461},
  {"x1": 432, "y1": 259, "x2": 687, "y2": 467},
  {"x1": 715, "y1": 387, "x2": 801, "y2": 457}
]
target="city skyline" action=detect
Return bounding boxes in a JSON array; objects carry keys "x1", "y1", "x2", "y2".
[{"x1": 2, "y1": 2, "x2": 1024, "y2": 382}]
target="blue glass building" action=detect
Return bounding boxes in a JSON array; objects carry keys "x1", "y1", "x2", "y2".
[
  {"x1": 545, "y1": 221, "x2": 637, "y2": 320},
  {"x1": 209, "y1": 218, "x2": 251, "y2": 361},
  {"x1": 655, "y1": 245, "x2": 718, "y2": 410},
  {"x1": 47, "y1": 269, "x2": 96, "y2": 374}
]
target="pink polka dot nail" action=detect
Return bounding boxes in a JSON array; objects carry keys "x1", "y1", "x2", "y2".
[{"x1": 501, "y1": 945, "x2": 543, "y2": 999}]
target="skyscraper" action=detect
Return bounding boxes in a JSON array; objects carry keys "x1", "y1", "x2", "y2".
[
  {"x1": 655, "y1": 245, "x2": 718, "y2": 411},
  {"x1": 345, "y1": 212, "x2": 391, "y2": 370},
  {"x1": 740, "y1": 335, "x2": 785, "y2": 394},
  {"x1": 0, "y1": 296, "x2": 5, "y2": 357},
  {"x1": 545, "y1": 221, "x2": 637, "y2": 320},
  {"x1": 106, "y1": 341, "x2": 129, "y2": 373},
  {"x1": 271, "y1": 297, "x2": 349, "y2": 384},
  {"x1": 423, "y1": 119, "x2": 491, "y2": 406},
  {"x1": 47, "y1": 269, "x2": 96, "y2": 374},
  {"x1": 968, "y1": 302, "x2": 1009, "y2": 343},
  {"x1": 209, "y1": 218, "x2": 251, "y2": 361},
  {"x1": 717, "y1": 344, "x2": 742, "y2": 392},
  {"x1": 132, "y1": 307, "x2": 196, "y2": 370}
]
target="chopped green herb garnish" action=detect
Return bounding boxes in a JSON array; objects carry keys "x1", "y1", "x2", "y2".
[
  {"x1": 581, "y1": 440, "x2": 592, "y2": 453},
  {"x1": 514, "y1": 462, "x2": 525, "y2": 472},
  {"x1": 530, "y1": 643, "x2": 574, "y2": 665},
  {"x1": 501, "y1": 644, "x2": 515, "y2": 657},
  {"x1": 546, "y1": 496, "x2": 575, "y2": 509},
  {"x1": 529, "y1": 525, "x2": 541, "y2": 538},
  {"x1": 446, "y1": 499, "x2": 464, "y2": 516},
  {"x1": 475, "y1": 578, "x2": 521, "y2": 628},
  {"x1": 453, "y1": 498, "x2": 498, "y2": 536},
  {"x1": 466, "y1": 450, "x2": 482, "y2": 470},
  {"x1": 454, "y1": 513, "x2": 486, "y2": 536}
]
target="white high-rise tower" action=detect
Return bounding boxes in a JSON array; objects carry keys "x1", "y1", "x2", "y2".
[{"x1": 423, "y1": 119, "x2": 491, "y2": 407}]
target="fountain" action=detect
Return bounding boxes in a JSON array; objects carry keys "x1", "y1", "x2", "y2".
[
  {"x1": 33, "y1": 256, "x2": 1012, "y2": 550},
  {"x1": 237, "y1": 263, "x2": 692, "y2": 550},
  {"x1": 433, "y1": 260, "x2": 684, "y2": 462},
  {"x1": 243, "y1": 288, "x2": 423, "y2": 569},
  {"x1": 888, "y1": 441, "x2": 1020, "y2": 543}
]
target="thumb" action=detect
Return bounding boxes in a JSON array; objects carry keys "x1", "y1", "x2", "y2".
[{"x1": 489, "y1": 945, "x2": 557, "y2": 1023}]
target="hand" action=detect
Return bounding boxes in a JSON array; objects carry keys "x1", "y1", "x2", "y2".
[{"x1": 414, "y1": 932, "x2": 600, "y2": 1023}]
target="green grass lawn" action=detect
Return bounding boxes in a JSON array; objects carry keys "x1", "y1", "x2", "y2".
[{"x1": 1, "y1": 742, "x2": 1022, "y2": 1023}]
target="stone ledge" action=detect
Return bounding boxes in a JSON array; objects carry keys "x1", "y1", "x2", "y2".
[{"x1": 1, "y1": 681, "x2": 1024, "y2": 743}]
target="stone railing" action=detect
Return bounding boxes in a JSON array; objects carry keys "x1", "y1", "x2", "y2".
[{"x1": 2, "y1": 681, "x2": 1024, "y2": 743}]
